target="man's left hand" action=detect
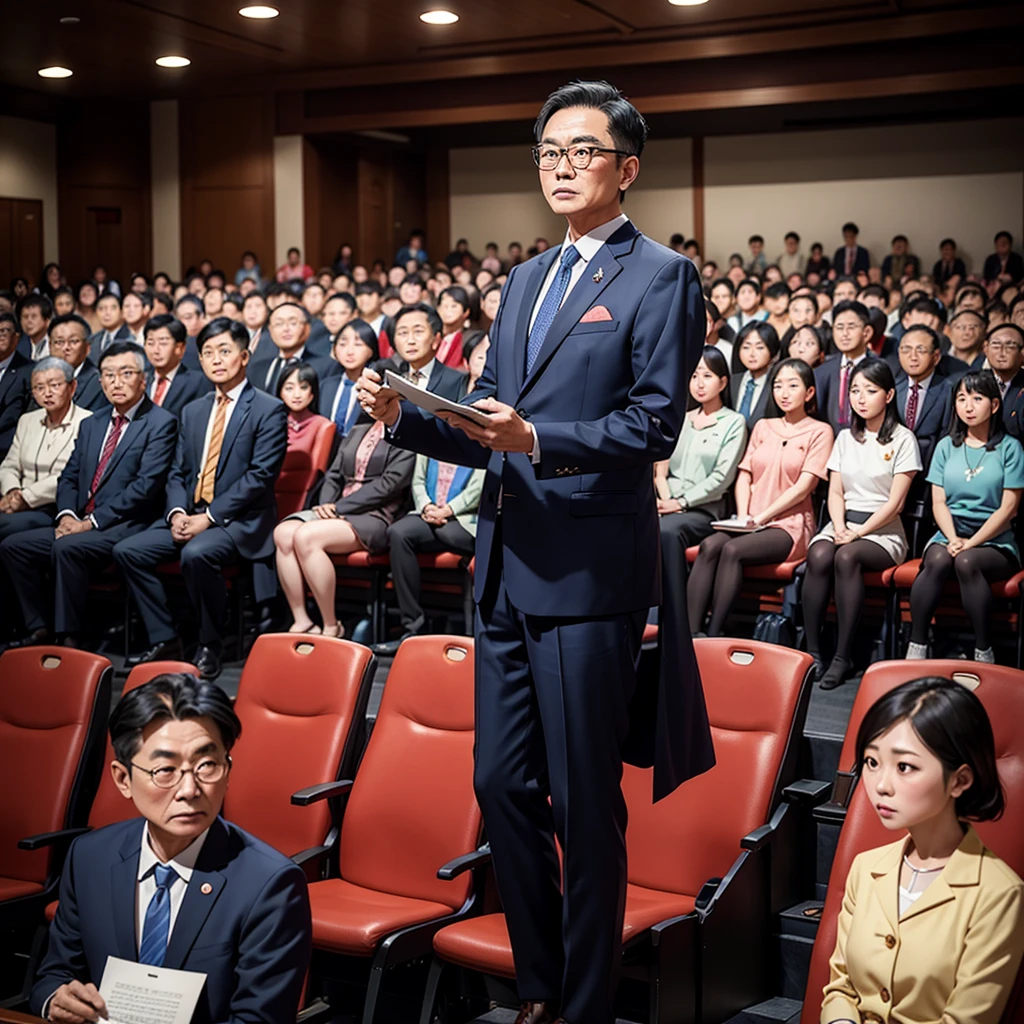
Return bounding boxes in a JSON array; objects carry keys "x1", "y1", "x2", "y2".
[
  {"x1": 172, "y1": 514, "x2": 210, "y2": 542},
  {"x1": 55, "y1": 517, "x2": 93, "y2": 539},
  {"x1": 438, "y1": 398, "x2": 533, "y2": 453}
]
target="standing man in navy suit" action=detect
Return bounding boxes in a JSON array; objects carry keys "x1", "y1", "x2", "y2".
[
  {"x1": 358, "y1": 81, "x2": 714, "y2": 1024},
  {"x1": 31, "y1": 673, "x2": 311, "y2": 1024},
  {"x1": 0, "y1": 342, "x2": 177, "y2": 647},
  {"x1": 114, "y1": 318, "x2": 288, "y2": 680}
]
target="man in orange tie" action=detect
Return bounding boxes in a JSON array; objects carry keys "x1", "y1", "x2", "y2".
[{"x1": 113, "y1": 318, "x2": 288, "y2": 678}]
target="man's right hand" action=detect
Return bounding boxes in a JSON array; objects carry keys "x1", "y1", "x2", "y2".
[
  {"x1": 355, "y1": 368, "x2": 400, "y2": 427},
  {"x1": 48, "y1": 980, "x2": 108, "y2": 1022}
]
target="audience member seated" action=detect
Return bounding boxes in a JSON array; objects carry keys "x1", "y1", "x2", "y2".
[
  {"x1": 0, "y1": 341, "x2": 177, "y2": 647},
  {"x1": 932, "y1": 238, "x2": 966, "y2": 289},
  {"x1": 18, "y1": 293, "x2": 53, "y2": 361},
  {"x1": 907, "y1": 371, "x2": 1024, "y2": 662},
  {"x1": 480, "y1": 281, "x2": 502, "y2": 330},
  {"x1": 805, "y1": 242, "x2": 830, "y2": 280},
  {"x1": 354, "y1": 280, "x2": 390, "y2": 353},
  {"x1": 784, "y1": 324, "x2": 827, "y2": 368},
  {"x1": 321, "y1": 318, "x2": 379, "y2": 443},
  {"x1": 123, "y1": 289, "x2": 153, "y2": 344},
  {"x1": 833, "y1": 222, "x2": 871, "y2": 277},
  {"x1": 30, "y1": 674, "x2": 312, "y2": 1024},
  {"x1": 746, "y1": 234, "x2": 768, "y2": 275},
  {"x1": 704, "y1": 297, "x2": 735, "y2": 365},
  {"x1": 995, "y1": 325, "x2": 1024, "y2": 439},
  {"x1": 710, "y1": 277, "x2": 737, "y2": 323},
  {"x1": 945, "y1": 309, "x2": 987, "y2": 373},
  {"x1": 892, "y1": 325, "x2": 953, "y2": 471},
  {"x1": 113, "y1": 319, "x2": 287, "y2": 679},
  {"x1": 248, "y1": 301, "x2": 338, "y2": 394},
  {"x1": 802, "y1": 361, "x2": 921, "y2": 689},
  {"x1": 764, "y1": 281, "x2": 792, "y2": 339},
  {"x1": 727, "y1": 278, "x2": 767, "y2": 334},
  {"x1": 822, "y1": 678, "x2": 1023, "y2": 1024},
  {"x1": 276, "y1": 245, "x2": 314, "y2": 284},
  {"x1": 300, "y1": 283, "x2": 332, "y2": 354},
  {"x1": 74, "y1": 279, "x2": 100, "y2": 332},
  {"x1": 321, "y1": 291, "x2": 356, "y2": 347},
  {"x1": 777, "y1": 230, "x2": 804, "y2": 277},
  {"x1": 277, "y1": 361, "x2": 332, "y2": 458},
  {"x1": 657, "y1": 345, "x2": 747, "y2": 604},
  {"x1": 815, "y1": 300, "x2": 877, "y2": 433},
  {"x1": 731, "y1": 321, "x2": 780, "y2": 426},
  {"x1": 688, "y1": 359, "x2": 833, "y2": 636},
  {"x1": 463, "y1": 330, "x2": 489, "y2": 388},
  {"x1": 174, "y1": 294, "x2": 208, "y2": 370},
  {"x1": 436, "y1": 286, "x2": 472, "y2": 368},
  {"x1": 273, "y1": 418, "x2": 414, "y2": 638},
  {"x1": 0, "y1": 311, "x2": 32, "y2": 458},
  {"x1": 380, "y1": 303, "x2": 468, "y2": 401},
  {"x1": 52, "y1": 286, "x2": 74, "y2": 317},
  {"x1": 241, "y1": 291, "x2": 270, "y2": 354},
  {"x1": 780, "y1": 292, "x2": 820, "y2": 350},
  {"x1": 234, "y1": 249, "x2": 262, "y2": 287},
  {"x1": 982, "y1": 230, "x2": 1024, "y2": 285},
  {"x1": 880, "y1": 233, "x2": 919, "y2": 287},
  {"x1": 47, "y1": 313, "x2": 109, "y2": 412},
  {"x1": 90, "y1": 292, "x2": 132, "y2": 355},
  {"x1": 143, "y1": 314, "x2": 214, "y2": 416}
]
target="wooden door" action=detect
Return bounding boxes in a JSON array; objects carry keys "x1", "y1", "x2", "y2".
[{"x1": 0, "y1": 198, "x2": 44, "y2": 288}]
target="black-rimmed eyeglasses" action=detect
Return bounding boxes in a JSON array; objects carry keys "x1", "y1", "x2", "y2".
[{"x1": 532, "y1": 144, "x2": 633, "y2": 171}]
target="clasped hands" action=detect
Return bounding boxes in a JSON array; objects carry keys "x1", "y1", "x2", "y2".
[
  {"x1": 421, "y1": 502, "x2": 453, "y2": 525},
  {"x1": 0, "y1": 488, "x2": 27, "y2": 514},
  {"x1": 355, "y1": 368, "x2": 534, "y2": 453},
  {"x1": 170, "y1": 512, "x2": 211, "y2": 543},
  {"x1": 55, "y1": 516, "x2": 93, "y2": 538},
  {"x1": 947, "y1": 536, "x2": 972, "y2": 556}
]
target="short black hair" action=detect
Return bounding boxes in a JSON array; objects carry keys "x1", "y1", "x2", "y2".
[
  {"x1": 393, "y1": 302, "x2": 443, "y2": 337},
  {"x1": 988, "y1": 322, "x2": 1024, "y2": 346},
  {"x1": 287, "y1": 246, "x2": 300, "y2": 256},
  {"x1": 855, "y1": 677, "x2": 1004, "y2": 822},
  {"x1": 96, "y1": 291, "x2": 122, "y2": 308},
  {"x1": 748, "y1": 234, "x2": 764, "y2": 245},
  {"x1": 710, "y1": 277, "x2": 735, "y2": 296},
  {"x1": 144, "y1": 313, "x2": 187, "y2": 345},
  {"x1": 277, "y1": 360, "x2": 321, "y2": 414},
  {"x1": 97, "y1": 340, "x2": 146, "y2": 370},
  {"x1": 832, "y1": 299, "x2": 871, "y2": 326},
  {"x1": 303, "y1": 282, "x2": 325, "y2": 295},
  {"x1": 19, "y1": 293, "x2": 54, "y2": 319},
  {"x1": 810, "y1": 242, "x2": 824, "y2": 254},
  {"x1": 175, "y1": 294, "x2": 204, "y2": 317},
  {"x1": 891, "y1": 234, "x2": 908, "y2": 245},
  {"x1": 325, "y1": 291, "x2": 356, "y2": 313},
  {"x1": 356, "y1": 280, "x2": 383, "y2": 297},
  {"x1": 904, "y1": 295, "x2": 946, "y2": 326},
  {"x1": 439, "y1": 285, "x2": 471, "y2": 315},
  {"x1": 401, "y1": 275, "x2": 424, "y2": 289},
  {"x1": 461, "y1": 328, "x2": 487, "y2": 364},
  {"x1": 900, "y1": 323, "x2": 943, "y2": 353},
  {"x1": 243, "y1": 290, "x2": 267, "y2": 307},
  {"x1": 268, "y1": 300, "x2": 310, "y2": 324},
  {"x1": 109, "y1": 673, "x2": 242, "y2": 769},
  {"x1": 49, "y1": 312, "x2": 91, "y2": 340},
  {"x1": 669, "y1": 233, "x2": 685, "y2": 247},
  {"x1": 784, "y1": 231, "x2": 800, "y2": 243},
  {"x1": 765, "y1": 282, "x2": 791, "y2": 301},
  {"x1": 940, "y1": 237, "x2": 957, "y2": 249},
  {"x1": 858, "y1": 284, "x2": 888, "y2": 303},
  {"x1": 841, "y1": 221, "x2": 859, "y2": 235},
  {"x1": 994, "y1": 230, "x2": 1013, "y2": 244},
  {"x1": 197, "y1": 316, "x2": 249, "y2": 353},
  {"x1": 948, "y1": 371, "x2": 1006, "y2": 450}
]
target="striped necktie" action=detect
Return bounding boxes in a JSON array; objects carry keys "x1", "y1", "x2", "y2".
[
  {"x1": 195, "y1": 394, "x2": 229, "y2": 505},
  {"x1": 138, "y1": 864, "x2": 178, "y2": 966},
  {"x1": 527, "y1": 245, "x2": 580, "y2": 375},
  {"x1": 84, "y1": 414, "x2": 126, "y2": 514}
]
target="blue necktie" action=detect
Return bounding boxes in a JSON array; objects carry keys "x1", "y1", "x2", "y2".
[
  {"x1": 138, "y1": 863, "x2": 178, "y2": 966},
  {"x1": 526, "y1": 245, "x2": 580, "y2": 375},
  {"x1": 739, "y1": 377, "x2": 757, "y2": 424},
  {"x1": 335, "y1": 378, "x2": 356, "y2": 436}
]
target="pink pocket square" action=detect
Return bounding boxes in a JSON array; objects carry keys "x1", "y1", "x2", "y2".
[{"x1": 580, "y1": 305, "x2": 613, "y2": 323}]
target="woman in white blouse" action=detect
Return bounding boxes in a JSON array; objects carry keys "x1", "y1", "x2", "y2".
[
  {"x1": 0, "y1": 357, "x2": 91, "y2": 543},
  {"x1": 802, "y1": 360, "x2": 921, "y2": 690}
]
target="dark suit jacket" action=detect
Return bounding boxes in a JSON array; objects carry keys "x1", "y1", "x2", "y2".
[
  {"x1": 305, "y1": 319, "x2": 332, "y2": 357},
  {"x1": 181, "y1": 335, "x2": 202, "y2": 372},
  {"x1": 813, "y1": 351, "x2": 878, "y2": 433},
  {"x1": 390, "y1": 219, "x2": 714, "y2": 796},
  {"x1": 72, "y1": 360, "x2": 110, "y2": 413},
  {"x1": 57, "y1": 398, "x2": 178, "y2": 530},
  {"x1": 148, "y1": 363, "x2": 214, "y2": 418},
  {"x1": 894, "y1": 372, "x2": 952, "y2": 470},
  {"x1": 1002, "y1": 369, "x2": 1024, "y2": 440},
  {"x1": 322, "y1": 421, "x2": 415, "y2": 521},
  {"x1": 983, "y1": 251, "x2": 1024, "y2": 284},
  {"x1": 167, "y1": 384, "x2": 288, "y2": 559},
  {"x1": 0, "y1": 352, "x2": 33, "y2": 457},
  {"x1": 832, "y1": 245, "x2": 870, "y2": 276},
  {"x1": 932, "y1": 257, "x2": 967, "y2": 285},
  {"x1": 729, "y1": 371, "x2": 772, "y2": 428},
  {"x1": 247, "y1": 348, "x2": 340, "y2": 394},
  {"x1": 88, "y1": 323, "x2": 133, "y2": 351},
  {"x1": 376, "y1": 357, "x2": 468, "y2": 402},
  {"x1": 30, "y1": 816, "x2": 312, "y2": 1024}
]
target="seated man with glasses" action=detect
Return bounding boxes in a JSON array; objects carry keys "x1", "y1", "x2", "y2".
[
  {"x1": 247, "y1": 300, "x2": 338, "y2": 395},
  {"x1": 0, "y1": 310, "x2": 33, "y2": 461},
  {"x1": 0, "y1": 341, "x2": 177, "y2": 648},
  {"x1": 45, "y1": 313, "x2": 110, "y2": 413},
  {"x1": 30, "y1": 673, "x2": 312, "y2": 1024},
  {"x1": 892, "y1": 325, "x2": 954, "y2": 474},
  {"x1": 984, "y1": 323, "x2": 1024, "y2": 438}
]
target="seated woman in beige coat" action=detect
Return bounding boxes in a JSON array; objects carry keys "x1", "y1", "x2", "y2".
[{"x1": 823, "y1": 677, "x2": 1024, "y2": 1024}]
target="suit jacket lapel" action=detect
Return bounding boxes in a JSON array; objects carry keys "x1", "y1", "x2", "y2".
[
  {"x1": 111, "y1": 820, "x2": 146, "y2": 960},
  {"x1": 512, "y1": 249, "x2": 559, "y2": 394},
  {"x1": 216, "y1": 386, "x2": 253, "y2": 474},
  {"x1": 95, "y1": 400, "x2": 150, "y2": 491},
  {"x1": 867, "y1": 838, "x2": 904, "y2": 935},
  {"x1": 191, "y1": 392, "x2": 214, "y2": 474},
  {"x1": 918, "y1": 380, "x2": 943, "y2": 426}
]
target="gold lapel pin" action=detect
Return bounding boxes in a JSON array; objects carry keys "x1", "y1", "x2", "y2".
[
  {"x1": 883, "y1": 451, "x2": 892, "y2": 461},
  {"x1": 201, "y1": 883, "x2": 213, "y2": 895},
  {"x1": 592, "y1": 267, "x2": 604, "y2": 283}
]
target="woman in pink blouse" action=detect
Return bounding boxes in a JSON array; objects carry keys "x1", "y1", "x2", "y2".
[{"x1": 687, "y1": 357, "x2": 834, "y2": 635}]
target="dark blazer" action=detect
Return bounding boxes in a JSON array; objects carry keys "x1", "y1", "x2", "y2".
[
  {"x1": 247, "y1": 347, "x2": 340, "y2": 394},
  {"x1": 814, "y1": 351, "x2": 878, "y2": 432},
  {"x1": 320, "y1": 373, "x2": 367, "y2": 441},
  {"x1": 167, "y1": 384, "x2": 288, "y2": 559},
  {"x1": 88, "y1": 323, "x2": 133, "y2": 351},
  {"x1": 832, "y1": 245, "x2": 870, "y2": 276},
  {"x1": 181, "y1": 335, "x2": 202, "y2": 372},
  {"x1": 0, "y1": 352, "x2": 33, "y2": 457},
  {"x1": 390, "y1": 219, "x2": 714, "y2": 795},
  {"x1": 894, "y1": 372, "x2": 953, "y2": 470},
  {"x1": 57, "y1": 398, "x2": 178, "y2": 529},
  {"x1": 305, "y1": 318, "x2": 332, "y2": 357},
  {"x1": 932, "y1": 257, "x2": 967, "y2": 285},
  {"x1": 147, "y1": 363, "x2": 214, "y2": 418},
  {"x1": 323, "y1": 421, "x2": 415, "y2": 521},
  {"x1": 376, "y1": 357, "x2": 468, "y2": 402},
  {"x1": 983, "y1": 251, "x2": 1024, "y2": 284},
  {"x1": 729, "y1": 371, "x2": 772, "y2": 428},
  {"x1": 1002, "y1": 369, "x2": 1024, "y2": 440},
  {"x1": 30, "y1": 816, "x2": 312, "y2": 1024}
]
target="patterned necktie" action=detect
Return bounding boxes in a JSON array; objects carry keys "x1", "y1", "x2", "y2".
[
  {"x1": 153, "y1": 376, "x2": 169, "y2": 407},
  {"x1": 84, "y1": 414, "x2": 126, "y2": 514},
  {"x1": 838, "y1": 360, "x2": 852, "y2": 427},
  {"x1": 102, "y1": 331, "x2": 113, "y2": 352},
  {"x1": 138, "y1": 864, "x2": 178, "y2": 966},
  {"x1": 845, "y1": 248, "x2": 854, "y2": 275},
  {"x1": 195, "y1": 395, "x2": 229, "y2": 505},
  {"x1": 434, "y1": 461, "x2": 458, "y2": 508},
  {"x1": 739, "y1": 377, "x2": 757, "y2": 424},
  {"x1": 526, "y1": 245, "x2": 580, "y2": 375},
  {"x1": 335, "y1": 378, "x2": 356, "y2": 436},
  {"x1": 905, "y1": 383, "x2": 920, "y2": 431}
]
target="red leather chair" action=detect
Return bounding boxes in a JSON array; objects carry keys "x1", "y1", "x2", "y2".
[
  {"x1": 381, "y1": 551, "x2": 476, "y2": 637},
  {"x1": 275, "y1": 419, "x2": 337, "y2": 520},
  {"x1": 801, "y1": 660, "x2": 1024, "y2": 1024},
  {"x1": 295, "y1": 635, "x2": 482, "y2": 1024},
  {"x1": 0, "y1": 648, "x2": 111, "y2": 930},
  {"x1": 329, "y1": 551, "x2": 392, "y2": 643},
  {"x1": 423, "y1": 638, "x2": 814, "y2": 1024}
]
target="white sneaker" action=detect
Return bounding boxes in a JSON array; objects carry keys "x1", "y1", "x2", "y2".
[{"x1": 905, "y1": 641, "x2": 929, "y2": 660}]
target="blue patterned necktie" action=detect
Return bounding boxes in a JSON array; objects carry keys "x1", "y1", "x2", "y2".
[
  {"x1": 336, "y1": 378, "x2": 356, "y2": 436},
  {"x1": 526, "y1": 245, "x2": 580, "y2": 375},
  {"x1": 739, "y1": 377, "x2": 757, "y2": 424},
  {"x1": 138, "y1": 863, "x2": 178, "y2": 966}
]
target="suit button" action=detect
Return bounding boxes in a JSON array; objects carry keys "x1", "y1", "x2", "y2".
[
  {"x1": 880, "y1": 988, "x2": 891, "y2": 1003},
  {"x1": 516, "y1": 408, "x2": 529, "y2": 419},
  {"x1": 884, "y1": 934, "x2": 896, "y2": 948}
]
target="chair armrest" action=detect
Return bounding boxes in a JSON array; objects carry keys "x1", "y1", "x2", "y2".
[
  {"x1": 291, "y1": 780, "x2": 353, "y2": 806},
  {"x1": 782, "y1": 779, "x2": 831, "y2": 807},
  {"x1": 291, "y1": 845, "x2": 331, "y2": 868},
  {"x1": 813, "y1": 801, "x2": 849, "y2": 826},
  {"x1": 693, "y1": 877, "x2": 722, "y2": 913},
  {"x1": 18, "y1": 827, "x2": 91, "y2": 851},
  {"x1": 437, "y1": 844, "x2": 491, "y2": 881},
  {"x1": 740, "y1": 824, "x2": 774, "y2": 852}
]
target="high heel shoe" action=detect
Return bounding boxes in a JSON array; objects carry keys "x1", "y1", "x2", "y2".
[{"x1": 321, "y1": 623, "x2": 345, "y2": 639}]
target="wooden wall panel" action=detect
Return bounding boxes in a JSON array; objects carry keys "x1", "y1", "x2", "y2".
[
  {"x1": 0, "y1": 198, "x2": 43, "y2": 286},
  {"x1": 303, "y1": 137, "x2": 359, "y2": 272},
  {"x1": 357, "y1": 153, "x2": 393, "y2": 269},
  {"x1": 179, "y1": 93, "x2": 275, "y2": 275}
]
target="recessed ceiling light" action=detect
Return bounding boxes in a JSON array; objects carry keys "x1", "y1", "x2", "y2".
[
  {"x1": 668, "y1": 0, "x2": 709, "y2": 5},
  {"x1": 420, "y1": 9, "x2": 459, "y2": 24},
  {"x1": 155, "y1": 55, "x2": 191, "y2": 68},
  {"x1": 38, "y1": 66, "x2": 73, "y2": 78},
  {"x1": 238, "y1": 4, "x2": 279, "y2": 17},
  {"x1": 59, "y1": 16, "x2": 80, "y2": 24}
]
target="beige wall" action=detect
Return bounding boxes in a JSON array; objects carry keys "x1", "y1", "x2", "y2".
[
  {"x1": 273, "y1": 135, "x2": 304, "y2": 269},
  {"x1": 150, "y1": 100, "x2": 181, "y2": 278},
  {"x1": 704, "y1": 118, "x2": 1024, "y2": 274},
  {"x1": 449, "y1": 138, "x2": 693, "y2": 255},
  {"x1": 0, "y1": 114, "x2": 59, "y2": 263}
]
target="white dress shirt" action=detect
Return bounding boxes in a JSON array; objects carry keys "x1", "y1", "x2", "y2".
[
  {"x1": 738, "y1": 369, "x2": 769, "y2": 416},
  {"x1": 330, "y1": 374, "x2": 360, "y2": 424},
  {"x1": 904, "y1": 371, "x2": 935, "y2": 421},
  {"x1": 263, "y1": 347, "x2": 307, "y2": 390},
  {"x1": 31, "y1": 334, "x2": 50, "y2": 361},
  {"x1": 407, "y1": 358, "x2": 436, "y2": 388},
  {"x1": 368, "y1": 314, "x2": 386, "y2": 336},
  {"x1": 149, "y1": 362, "x2": 181, "y2": 400},
  {"x1": 0, "y1": 352, "x2": 14, "y2": 385}
]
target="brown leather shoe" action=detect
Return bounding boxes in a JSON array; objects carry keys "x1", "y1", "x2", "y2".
[{"x1": 514, "y1": 1003, "x2": 558, "y2": 1024}]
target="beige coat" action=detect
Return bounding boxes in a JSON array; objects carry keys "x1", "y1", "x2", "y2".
[
  {"x1": 822, "y1": 825, "x2": 1024, "y2": 1024},
  {"x1": 0, "y1": 404, "x2": 92, "y2": 508}
]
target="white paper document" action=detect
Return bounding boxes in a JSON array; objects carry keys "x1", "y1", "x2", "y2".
[
  {"x1": 384, "y1": 370, "x2": 494, "y2": 427},
  {"x1": 99, "y1": 956, "x2": 207, "y2": 1024},
  {"x1": 711, "y1": 517, "x2": 767, "y2": 534}
]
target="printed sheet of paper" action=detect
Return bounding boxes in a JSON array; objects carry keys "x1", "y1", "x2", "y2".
[
  {"x1": 383, "y1": 370, "x2": 494, "y2": 427},
  {"x1": 99, "y1": 956, "x2": 207, "y2": 1024}
]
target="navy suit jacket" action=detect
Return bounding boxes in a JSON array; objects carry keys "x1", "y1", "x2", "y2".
[
  {"x1": 181, "y1": 335, "x2": 202, "y2": 372},
  {"x1": 389, "y1": 220, "x2": 713, "y2": 796},
  {"x1": 814, "y1": 351, "x2": 878, "y2": 433},
  {"x1": 167, "y1": 384, "x2": 288, "y2": 559},
  {"x1": 894, "y1": 372, "x2": 952, "y2": 470},
  {"x1": 72, "y1": 360, "x2": 111, "y2": 413},
  {"x1": 56, "y1": 398, "x2": 177, "y2": 530},
  {"x1": 729, "y1": 371, "x2": 772, "y2": 428},
  {"x1": 247, "y1": 348, "x2": 340, "y2": 394},
  {"x1": 377, "y1": 357, "x2": 468, "y2": 403},
  {"x1": 983, "y1": 251, "x2": 1024, "y2": 284},
  {"x1": 148, "y1": 363, "x2": 214, "y2": 419},
  {"x1": 30, "y1": 816, "x2": 312, "y2": 1024},
  {"x1": 1002, "y1": 369, "x2": 1024, "y2": 440},
  {"x1": 832, "y1": 245, "x2": 870, "y2": 276},
  {"x1": 88, "y1": 323, "x2": 133, "y2": 351},
  {"x1": 0, "y1": 352, "x2": 33, "y2": 457}
]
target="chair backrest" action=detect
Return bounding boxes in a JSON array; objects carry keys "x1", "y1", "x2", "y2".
[
  {"x1": 802, "y1": 660, "x2": 1024, "y2": 1024},
  {"x1": 87, "y1": 662, "x2": 199, "y2": 829},
  {"x1": 623, "y1": 638, "x2": 812, "y2": 896},
  {"x1": 339, "y1": 635, "x2": 479, "y2": 911},
  {"x1": 274, "y1": 419, "x2": 337, "y2": 519},
  {"x1": 224, "y1": 634, "x2": 374, "y2": 857},
  {"x1": 0, "y1": 648, "x2": 111, "y2": 886}
]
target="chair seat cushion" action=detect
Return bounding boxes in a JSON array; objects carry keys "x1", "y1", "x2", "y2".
[
  {"x1": 330, "y1": 551, "x2": 390, "y2": 568},
  {"x1": 683, "y1": 545, "x2": 803, "y2": 581},
  {"x1": 417, "y1": 552, "x2": 467, "y2": 570},
  {"x1": 309, "y1": 879, "x2": 453, "y2": 954},
  {"x1": 893, "y1": 559, "x2": 921, "y2": 588},
  {"x1": 0, "y1": 877, "x2": 44, "y2": 903},
  {"x1": 864, "y1": 567, "x2": 897, "y2": 587},
  {"x1": 432, "y1": 885, "x2": 696, "y2": 977},
  {"x1": 45, "y1": 899, "x2": 58, "y2": 922}
]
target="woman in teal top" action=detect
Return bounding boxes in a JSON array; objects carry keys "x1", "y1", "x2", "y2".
[{"x1": 908, "y1": 371, "x2": 1024, "y2": 663}]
